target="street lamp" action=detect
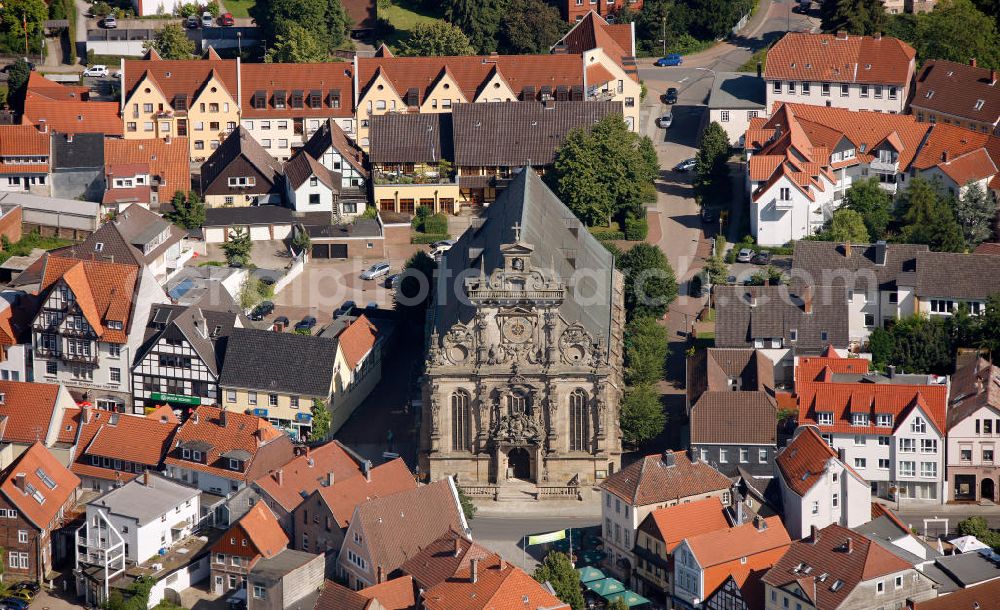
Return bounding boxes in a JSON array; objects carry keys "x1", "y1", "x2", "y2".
[{"x1": 236, "y1": 31, "x2": 242, "y2": 55}]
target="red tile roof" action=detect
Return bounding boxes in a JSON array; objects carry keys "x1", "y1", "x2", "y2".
[
  {"x1": 776, "y1": 428, "x2": 852, "y2": 496},
  {"x1": 914, "y1": 579, "x2": 1000, "y2": 610},
  {"x1": 600, "y1": 451, "x2": 732, "y2": 506},
  {"x1": 74, "y1": 410, "x2": 178, "y2": 471},
  {"x1": 25, "y1": 72, "x2": 90, "y2": 101},
  {"x1": 400, "y1": 529, "x2": 494, "y2": 590},
  {"x1": 0, "y1": 380, "x2": 64, "y2": 445},
  {"x1": 317, "y1": 577, "x2": 417, "y2": 610},
  {"x1": 240, "y1": 63, "x2": 353, "y2": 119},
  {"x1": 765, "y1": 32, "x2": 915, "y2": 85},
  {"x1": 123, "y1": 56, "x2": 239, "y2": 110},
  {"x1": 936, "y1": 147, "x2": 998, "y2": 185},
  {"x1": 795, "y1": 352, "x2": 870, "y2": 386},
  {"x1": 335, "y1": 314, "x2": 377, "y2": 370},
  {"x1": 234, "y1": 502, "x2": 289, "y2": 559},
  {"x1": 555, "y1": 11, "x2": 635, "y2": 76},
  {"x1": 0, "y1": 124, "x2": 49, "y2": 157},
  {"x1": 422, "y1": 554, "x2": 569, "y2": 610},
  {"x1": 639, "y1": 496, "x2": 730, "y2": 554},
  {"x1": 315, "y1": 458, "x2": 416, "y2": 529},
  {"x1": 38, "y1": 257, "x2": 139, "y2": 344},
  {"x1": 23, "y1": 96, "x2": 122, "y2": 137},
  {"x1": 104, "y1": 138, "x2": 192, "y2": 203},
  {"x1": 686, "y1": 515, "x2": 791, "y2": 568},
  {"x1": 0, "y1": 442, "x2": 80, "y2": 530},
  {"x1": 254, "y1": 441, "x2": 364, "y2": 512}
]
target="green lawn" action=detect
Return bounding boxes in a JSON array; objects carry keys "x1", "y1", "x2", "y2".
[
  {"x1": 0, "y1": 232, "x2": 75, "y2": 265},
  {"x1": 223, "y1": 0, "x2": 255, "y2": 18},
  {"x1": 381, "y1": 0, "x2": 446, "y2": 50}
]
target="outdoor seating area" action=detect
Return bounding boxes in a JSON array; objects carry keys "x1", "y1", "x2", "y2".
[{"x1": 579, "y1": 567, "x2": 651, "y2": 608}]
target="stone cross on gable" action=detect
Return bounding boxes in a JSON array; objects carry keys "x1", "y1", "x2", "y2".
[{"x1": 512, "y1": 222, "x2": 522, "y2": 242}]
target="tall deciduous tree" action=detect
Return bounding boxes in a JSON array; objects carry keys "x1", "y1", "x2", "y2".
[
  {"x1": 620, "y1": 384, "x2": 666, "y2": 446},
  {"x1": 827, "y1": 209, "x2": 870, "y2": 243},
  {"x1": 398, "y1": 21, "x2": 475, "y2": 56},
  {"x1": 954, "y1": 182, "x2": 996, "y2": 246},
  {"x1": 897, "y1": 177, "x2": 966, "y2": 252},
  {"x1": 823, "y1": 0, "x2": 888, "y2": 35},
  {"x1": 143, "y1": 23, "x2": 196, "y2": 59},
  {"x1": 533, "y1": 552, "x2": 585, "y2": 610},
  {"x1": 868, "y1": 314, "x2": 954, "y2": 374},
  {"x1": 497, "y1": 0, "x2": 567, "y2": 54},
  {"x1": 618, "y1": 243, "x2": 678, "y2": 320},
  {"x1": 310, "y1": 399, "x2": 332, "y2": 439},
  {"x1": 842, "y1": 177, "x2": 893, "y2": 241},
  {"x1": 696, "y1": 122, "x2": 730, "y2": 203},
  {"x1": 913, "y1": 0, "x2": 1000, "y2": 68},
  {"x1": 265, "y1": 22, "x2": 329, "y2": 63},
  {"x1": 625, "y1": 316, "x2": 669, "y2": 385},
  {"x1": 443, "y1": 0, "x2": 508, "y2": 53},
  {"x1": 0, "y1": 0, "x2": 47, "y2": 55},
  {"x1": 252, "y1": 0, "x2": 349, "y2": 53}
]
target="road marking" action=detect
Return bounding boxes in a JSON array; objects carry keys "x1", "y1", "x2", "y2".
[{"x1": 678, "y1": 77, "x2": 689, "y2": 83}]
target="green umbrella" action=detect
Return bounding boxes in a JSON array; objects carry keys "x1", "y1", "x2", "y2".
[
  {"x1": 586, "y1": 577, "x2": 626, "y2": 597},
  {"x1": 576, "y1": 566, "x2": 605, "y2": 583},
  {"x1": 579, "y1": 549, "x2": 606, "y2": 565},
  {"x1": 605, "y1": 590, "x2": 652, "y2": 607}
]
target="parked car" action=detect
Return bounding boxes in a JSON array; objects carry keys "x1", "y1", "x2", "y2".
[
  {"x1": 186, "y1": 15, "x2": 200, "y2": 28},
  {"x1": 360, "y1": 262, "x2": 391, "y2": 280},
  {"x1": 384, "y1": 273, "x2": 400, "y2": 289},
  {"x1": 654, "y1": 54, "x2": 683, "y2": 67},
  {"x1": 663, "y1": 87, "x2": 678, "y2": 104},
  {"x1": 83, "y1": 65, "x2": 109, "y2": 77},
  {"x1": 658, "y1": 113, "x2": 673, "y2": 128},
  {"x1": 752, "y1": 250, "x2": 772, "y2": 265},
  {"x1": 335, "y1": 300, "x2": 356, "y2": 316},
  {"x1": 736, "y1": 248, "x2": 754, "y2": 263},
  {"x1": 102, "y1": 15, "x2": 117, "y2": 28},
  {"x1": 294, "y1": 316, "x2": 317, "y2": 332},
  {"x1": 201, "y1": 11, "x2": 214, "y2": 27},
  {"x1": 249, "y1": 301, "x2": 274, "y2": 321},
  {"x1": 366, "y1": 301, "x2": 379, "y2": 310},
  {"x1": 10, "y1": 584, "x2": 37, "y2": 601},
  {"x1": 220, "y1": 12, "x2": 235, "y2": 26},
  {"x1": 0, "y1": 598, "x2": 28, "y2": 610},
  {"x1": 674, "y1": 158, "x2": 697, "y2": 172},
  {"x1": 4, "y1": 591, "x2": 31, "y2": 603}
]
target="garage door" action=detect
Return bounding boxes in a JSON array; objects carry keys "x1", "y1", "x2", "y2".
[
  {"x1": 329, "y1": 244, "x2": 348, "y2": 258},
  {"x1": 312, "y1": 244, "x2": 330, "y2": 258}
]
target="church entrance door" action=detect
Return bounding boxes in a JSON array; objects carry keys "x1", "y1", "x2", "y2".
[{"x1": 507, "y1": 447, "x2": 531, "y2": 480}]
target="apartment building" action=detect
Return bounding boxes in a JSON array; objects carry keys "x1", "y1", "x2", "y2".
[
  {"x1": 210, "y1": 502, "x2": 288, "y2": 595},
  {"x1": 946, "y1": 357, "x2": 1000, "y2": 502},
  {"x1": 0, "y1": 380, "x2": 77, "y2": 467},
  {"x1": 764, "y1": 32, "x2": 915, "y2": 115},
  {"x1": 0, "y1": 125, "x2": 51, "y2": 195},
  {"x1": 912, "y1": 59, "x2": 1000, "y2": 134}
]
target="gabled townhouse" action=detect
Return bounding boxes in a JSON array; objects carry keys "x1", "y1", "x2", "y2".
[
  {"x1": 672, "y1": 514, "x2": 791, "y2": 610},
  {"x1": 419, "y1": 552, "x2": 570, "y2": 610},
  {"x1": 559, "y1": 1, "x2": 644, "y2": 23},
  {"x1": 120, "y1": 50, "x2": 241, "y2": 162},
  {"x1": 103, "y1": 137, "x2": 192, "y2": 208},
  {"x1": 282, "y1": 150, "x2": 356, "y2": 220},
  {"x1": 131, "y1": 297, "x2": 245, "y2": 413},
  {"x1": 75, "y1": 472, "x2": 201, "y2": 605},
  {"x1": 370, "y1": 100, "x2": 621, "y2": 213},
  {"x1": 599, "y1": 450, "x2": 733, "y2": 583},
  {"x1": 248, "y1": 441, "x2": 366, "y2": 534},
  {"x1": 0, "y1": 380, "x2": 77, "y2": 467},
  {"x1": 299, "y1": 118, "x2": 368, "y2": 193},
  {"x1": 199, "y1": 127, "x2": 284, "y2": 207},
  {"x1": 22, "y1": 72, "x2": 122, "y2": 137},
  {"x1": 69, "y1": 406, "x2": 179, "y2": 492},
  {"x1": 0, "y1": 291, "x2": 38, "y2": 383},
  {"x1": 0, "y1": 442, "x2": 80, "y2": 582},
  {"x1": 293, "y1": 458, "x2": 415, "y2": 571},
  {"x1": 763, "y1": 32, "x2": 915, "y2": 115},
  {"x1": 163, "y1": 405, "x2": 297, "y2": 495},
  {"x1": 793, "y1": 350, "x2": 949, "y2": 503},
  {"x1": 210, "y1": 502, "x2": 288, "y2": 595},
  {"x1": 912, "y1": 59, "x2": 1000, "y2": 135},
  {"x1": 337, "y1": 478, "x2": 467, "y2": 589},
  {"x1": 774, "y1": 427, "x2": 870, "y2": 540},
  {"x1": 239, "y1": 63, "x2": 355, "y2": 161},
  {"x1": 50, "y1": 133, "x2": 106, "y2": 201},
  {"x1": 29, "y1": 253, "x2": 166, "y2": 411},
  {"x1": 318, "y1": 577, "x2": 419, "y2": 610},
  {"x1": 633, "y1": 497, "x2": 730, "y2": 603},
  {"x1": 0, "y1": 125, "x2": 51, "y2": 195},
  {"x1": 945, "y1": 356, "x2": 1000, "y2": 502},
  {"x1": 761, "y1": 524, "x2": 937, "y2": 610}
]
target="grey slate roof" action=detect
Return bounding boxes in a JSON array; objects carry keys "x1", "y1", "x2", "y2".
[
  {"x1": 369, "y1": 113, "x2": 453, "y2": 164},
  {"x1": 791, "y1": 241, "x2": 928, "y2": 292},
  {"x1": 714, "y1": 284, "x2": 850, "y2": 352},
  {"x1": 284, "y1": 150, "x2": 340, "y2": 190},
  {"x1": 432, "y1": 168, "x2": 616, "y2": 344},
  {"x1": 51, "y1": 133, "x2": 105, "y2": 170},
  {"x1": 451, "y1": 101, "x2": 621, "y2": 167},
  {"x1": 219, "y1": 328, "x2": 339, "y2": 397},
  {"x1": 135, "y1": 295, "x2": 245, "y2": 376},
  {"x1": 90, "y1": 472, "x2": 200, "y2": 526},
  {"x1": 54, "y1": 204, "x2": 184, "y2": 268},
  {"x1": 200, "y1": 126, "x2": 283, "y2": 191},
  {"x1": 931, "y1": 550, "x2": 1000, "y2": 588},
  {"x1": 915, "y1": 251, "x2": 1000, "y2": 300},
  {"x1": 250, "y1": 548, "x2": 320, "y2": 581},
  {"x1": 203, "y1": 206, "x2": 330, "y2": 227},
  {"x1": 708, "y1": 72, "x2": 766, "y2": 110},
  {"x1": 690, "y1": 391, "x2": 777, "y2": 446}
]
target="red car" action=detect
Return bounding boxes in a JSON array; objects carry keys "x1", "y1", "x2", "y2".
[{"x1": 220, "y1": 12, "x2": 235, "y2": 26}]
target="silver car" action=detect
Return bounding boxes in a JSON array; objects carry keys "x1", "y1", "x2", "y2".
[
  {"x1": 360, "y1": 262, "x2": 390, "y2": 280},
  {"x1": 736, "y1": 248, "x2": 754, "y2": 263},
  {"x1": 658, "y1": 113, "x2": 673, "y2": 128}
]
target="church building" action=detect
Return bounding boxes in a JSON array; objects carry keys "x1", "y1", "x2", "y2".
[{"x1": 419, "y1": 168, "x2": 625, "y2": 491}]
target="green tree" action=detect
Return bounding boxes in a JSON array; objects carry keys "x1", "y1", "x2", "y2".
[
  {"x1": 913, "y1": 0, "x2": 1000, "y2": 68},
  {"x1": 443, "y1": 0, "x2": 508, "y2": 53},
  {"x1": 897, "y1": 177, "x2": 966, "y2": 252},
  {"x1": 607, "y1": 599, "x2": 630, "y2": 610},
  {"x1": 842, "y1": 177, "x2": 893, "y2": 241},
  {"x1": 251, "y1": 0, "x2": 335, "y2": 53},
  {"x1": 548, "y1": 115, "x2": 659, "y2": 227},
  {"x1": 625, "y1": 316, "x2": 668, "y2": 386},
  {"x1": 745, "y1": 265, "x2": 784, "y2": 286},
  {"x1": 291, "y1": 228, "x2": 311, "y2": 255},
  {"x1": 823, "y1": 0, "x2": 887, "y2": 35},
  {"x1": 3, "y1": 58, "x2": 31, "y2": 113},
  {"x1": 325, "y1": 0, "x2": 351, "y2": 50},
  {"x1": 620, "y1": 383, "x2": 665, "y2": 446},
  {"x1": 954, "y1": 182, "x2": 995, "y2": 246},
  {"x1": 0, "y1": 0, "x2": 47, "y2": 55},
  {"x1": 143, "y1": 23, "x2": 196, "y2": 59},
  {"x1": 618, "y1": 243, "x2": 678, "y2": 320},
  {"x1": 533, "y1": 552, "x2": 585, "y2": 610},
  {"x1": 958, "y1": 516, "x2": 991, "y2": 538},
  {"x1": 310, "y1": 399, "x2": 331, "y2": 439},
  {"x1": 237, "y1": 275, "x2": 263, "y2": 311},
  {"x1": 456, "y1": 486, "x2": 477, "y2": 521},
  {"x1": 827, "y1": 209, "x2": 870, "y2": 243},
  {"x1": 869, "y1": 314, "x2": 954, "y2": 375},
  {"x1": 977, "y1": 293, "x2": 1000, "y2": 355},
  {"x1": 696, "y1": 122, "x2": 730, "y2": 203},
  {"x1": 704, "y1": 235, "x2": 728, "y2": 285},
  {"x1": 497, "y1": 0, "x2": 568, "y2": 54},
  {"x1": 222, "y1": 227, "x2": 253, "y2": 266},
  {"x1": 395, "y1": 250, "x2": 437, "y2": 329},
  {"x1": 265, "y1": 22, "x2": 329, "y2": 63},
  {"x1": 398, "y1": 21, "x2": 475, "y2": 56},
  {"x1": 165, "y1": 191, "x2": 206, "y2": 230}
]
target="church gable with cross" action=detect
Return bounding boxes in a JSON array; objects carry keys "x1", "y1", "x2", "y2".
[{"x1": 420, "y1": 167, "x2": 625, "y2": 491}]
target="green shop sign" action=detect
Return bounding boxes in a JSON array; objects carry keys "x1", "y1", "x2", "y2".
[{"x1": 149, "y1": 392, "x2": 202, "y2": 406}]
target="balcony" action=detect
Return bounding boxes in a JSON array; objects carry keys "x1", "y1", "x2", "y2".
[
  {"x1": 870, "y1": 159, "x2": 899, "y2": 173},
  {"x1": 62, "y1": 352, "x2": 98, "y2": 365},
  {"x1": 374, "y1": 171, "x2": 455, "y2": 186}
]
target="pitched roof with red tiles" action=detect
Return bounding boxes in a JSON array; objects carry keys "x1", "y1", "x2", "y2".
[
  {"x1": 122, "y1": 56, "x2": 239, "y2": 111},
  {"x1": 254, "y1": 440, "x2": 364, "y2": 512},
  {"x1": 776, "y1": 428, "x2": 858, "y2": 496},
  {"x1": 0, "y1": 124, "x2": 50, "y2": 157},
  {"x1": 342, "y1": 0, "x2": 377, "y2": 31},
  {"x1": 935, "y1": 147, "x2": 998, "y2": 185},
  {"x1": 240, "y1": 63, "x2": 353, "y2": 119},
  {"x1": 104, "y1": 138, "x2": 192, "y2": 202},
  {"x1": 795, "y1": 352, "x2": 870, "y2": 386},
  {"x1": 335, "y1": 314, "x2": 377, "y2": 370},
  {"x1": 914, "y1": 579, "x2": 1000, "y2": 610},
  {"x1": 232, "y1": 502, "x2": 289, "y2": 559},
  {"x1": 37, "y1": 257, "x2": 139, "y2": 344},
  {"x1": 23, "y1": 96, "x2": 122, "y2": 137},
  {"x1": 762, "y1": 524, "x2": 913, "y2": 609},
  {"x1": 553, "y1": 11, "x2": 636, "y2": 77},
  {"x1": 358, "y1": 54, "x2": 586, "y2": 106},
  {"x1": 421, "y1": 554, "x2": 569, "y2": 610},
  {"x1": 764, "y1": 32, "x2": 915, "y2": 85},
  {"x1": 164, "y1": 406, "x2": 293, "y2": 481},
  {"x1": 0, "y1": 381, "x2": 64, "y2": 445},
  {"x1": 25, "y1": 72, "x2": 90, "y2": 102},
  {"x1": 0, "y1": 442, "x2": 80, "y2": 530},
  {"x1": 913, "y1": 59, "x2": 1000, "y2": 126},
  {"x1": 974, "y1": 242, "x2": 1000, "y2": 255},
  {"x1": 314, "y1": 458, "x2": 417, "y2": 529},
  {"x1": 638, "y1": 496, "x2": 730, "y2": 553},
  {"x1": 316, "y1": 576, "x2": 418, "y2": 610},
  {"x1": 600, "y1": 450, "x2": 732, "y2": 506},
  {"x1": 71, "y1": 409, "x2": 179, "y2": 480},
  {"x1": 400, "y1": 529, "x2": 494, "y2": 590}
]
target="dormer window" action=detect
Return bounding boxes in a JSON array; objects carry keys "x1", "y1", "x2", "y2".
[
  {"x1": 975, "y1": 99, "x2": 985, "y2": 111},
  {"x1": 817, "y1": 412, "x2": 833, "y2": 425},
  {"x1": 107, "y1": 320, "x2": 123, "y2": 330},
  {"x1": 192, "y1": 450, "x2": 202, "y2": 462},
  {"x1": 94, "y1": 243, "x2": 104, "y2": 253},
  {"x1": 229, "y1": 459, "x2": 242, "y2": 471},
  {"x1": 852, "y1": 413, "x2": 869, "y2": 426},
  {"x1": 876, "y1": 414, "x2": 893, "y2": 427},
  {"x1": 182, "y1": 448, "x2": 191, "y2": 459}
]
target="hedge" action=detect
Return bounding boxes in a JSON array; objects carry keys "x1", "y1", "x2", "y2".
[
  {"x1": 411, "y1": 233, "x2": 450, "y2": 245},
  {"x1": 624, "y1": 216, "x2": 648, "y2": 241}
]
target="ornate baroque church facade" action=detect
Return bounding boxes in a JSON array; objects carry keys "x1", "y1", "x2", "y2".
[{"x1": 419, "y1": 168, "x2": 624, "y2": 489}]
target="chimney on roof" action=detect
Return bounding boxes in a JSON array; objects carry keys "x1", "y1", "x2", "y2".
[
  {"x1": 971, "y1": 58, "x2": 978, "y2": 68},
  {"x1": 498, "y1": 556, "x2": 506, "y2": 570},
  {"x1": 192, "y1": 412, "x2": 199, "y2": 424},
  {"x1": 662, "y1": 451, "x2": 676, "y2": 467},
  {"x1": 144, "y1": 470, "x2": 151, "y2": 487},
  {"x1": 363, "y1": 460, "x2": 372, "y2": 482},
  {"x1": 754, "y1": 514, "x2": 766, "y2": 531},
  {"x1": 275, "y1": 469, "x2": 283, "y2": 486},
  {"x1": 376, "y1": 565, "x2": 384, "y2": 583},
  {"x1": 888, "y1": 365, "x2": 896, "y2": 379},
  {"x1": 845, "y1": 537, "x2": 853, "y2": 554},
  {"x1": 165, "y1": 134, "x2": 172, "y2": 144},
  {"x1": 811, "y1": 525, "x2": 820, "y2": 544},
  {"x1": 470, "y1": 558, "x2": 479, "y2": 584},
  {"x1": 14, "y1": 473, "x2": 25, "y2": 491},
  {"x1": 991, "y1": 69, "x2": 997, "y2": 86},
  {"x1": 82, "y1": 405, "x2": 91, "y2": 424},
  {"x1": 942, "y1": 150, "x2": 949, "y2": 162},
  {"x1": 874, "y1": 32, "x2": 881, "y2": 40},
  {"x1": 844, "y1": 242, "x2": 852, "y2": 258},
  {"x1": 688, "y1": 446, "x2": 698, "y2": 462},
  {"x1": 803, "y1": 286, "x2": 814, "y2": 315},
  {"x1": 757, "y1": 62, "x2": 762, "y2": 79},
  {"x1": 66, "y1": 133, "x2": 74, "y2": 143},
  {"x1": 454, "y1": 536, "x2": 462, "y2": 557},
  {"x1": 836, "y1": 31, "x2": 848, "y2": 40}
]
